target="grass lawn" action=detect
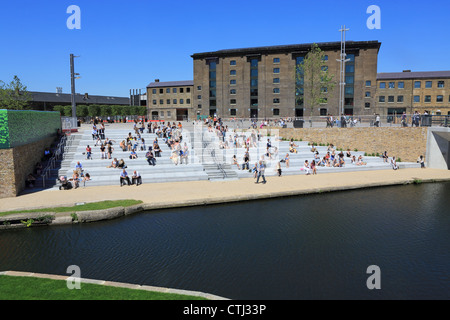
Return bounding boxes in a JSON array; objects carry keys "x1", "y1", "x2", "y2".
[
  {"x1": 0, "y1": 275, "x2": 206, "y2": 300},
  {"x1": 0, "y1": 200, "x2": 143, "y2": 217}
]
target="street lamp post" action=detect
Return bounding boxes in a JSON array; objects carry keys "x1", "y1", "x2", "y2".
[
  {"x1": 70, "y1": 54, "x2": 81, "y2": 119},
  {"x1": 337, "y1": 26, "x2": 350, "y2": 117}
]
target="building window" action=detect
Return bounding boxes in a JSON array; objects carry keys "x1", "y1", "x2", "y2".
[
  {"x1": 273, "y1": 88, "x2": 280, "y2": 94},
  {"x1": 166, "y1": 88, "x2": 171, "y2": 93},
  {"x1": 186, "y1": 99, "x2": 191, "y2": 104},
  {"x1": 322, "y1": 55, "x2": 329, "y2": 62},
  {"x1": 180, "y1": 99, "x2": 184, "y2": 104},
  {"x1": 425, "y1": 81, "x2": 432, "y2": 88},
  {"x1": 230, "y1": 70, "x2": 237, "y2": 76},
  {"x1": 366, "y1": 80, "x2": 371, "y2": 87},
  {"x1": 230, "y1": 89, "x2": 236, "y2": 95},
  {"x1": 319, "y1": 108, "x2": 327, "y2": 116},
  {"x1": 273, "y1": 78, "x2": 280, "y2": 84},
  {"x1": 346, "y1": 65, "x2": 355, "y2": 73},
  {"x1": 388, "y1": 96, "x2": 395, "y2": 103},
  {"x1": 379, "y1": 96, "x2": 385, "y2": 103},
  {"x1": 180, "y1": 88, "x2": 184, "y2": 93},
  {"x1": 230, "y1": 60, "x2": 236, "y2": 66},
  {"x1": 251, "y1": 79, "x2": 258, "y2": 87},
  {"x1": 197, "y1": 86, "x2": 202, "y2": 91},
  {"x1": 379, "y1": 82, "x2": 386, "y2": 89},
  {"x1": 273, "y1": 98, "x2": 280, "y2": 104},
  {"x1": 424, "y1": 95, "x2": 431, "y2": 103},
  {"x1": 321, "y1": 66, "x2": 328, "y2": 72},
  {"x1": 198, "y1": 104, "x2": 202, "y2": 109},
  {"x1": 438, "y1": 81, "x2": 445, "y2": 88},
  {"x1": 230, "y1": 109, "x2": 237, "y2": 116},
  {"x1": 273, "y1": 108, "x2": 280, "y2": 116},
  {"x1": 160, "y1": 111, "x2": 165, "y2": 117},
  {"x1": 152, "y1": 100, "x2": 157, "y2": 105},
  {"x1": 365, "y1": 92, "x2": 371, "y2": 98},
  {"x1": 186, "y1": 87, "x2": 191, "y2": 93},
  {"x1": 166, "y1": 99, "x2": 170, "y2": 104},
  {"x1": 414, "y1": 81, "x2": 421, "y2": 88},
  {"x1": 230, "y1": 80, "x2": 236, "y2": 85},
  {"x1": 365, "y1": 102, "x2": 371, "y2": 109},
  {"x1": 160, "y1": 99, "x2": 164, "y2": 104},
  {"x1": 273, "y1": 58, "x2": 280, "y2": 64},
  {"x1": 388, "y1": 82, "x2": 395, "y2": 89},
  {"x1": 152, "y1": 89, "x2": 157, "y2": 94},
  {"x1": 398, "y1": 82, "x2": 404, "y2": 89},
  {"x1": 173, "y1": 99, "x2": 177, "y2": 104},
  {"x1": 173, "y1": 88, "x2": 177, "y2": 93},
  {"x1": 345, "y1": 87, "x2": 354, "y2": 95},
  {"x1": 230, "y1": 99, "x2": 236, "y2": 105},
  {"x1": 273, "y1": 68, "x2": 280, "y2": 74},
  {"x1": 437, "y1": 95, "x2": 444, "y2": 102},
  {"x1": 197, "y1": 95, "x2": 202, "y2": 100},
  {"x1": 167, "y1": 111, "x2": 171, "y2": 117},
  {"x1": 414, "y1": 96, "x2": 420, "y2": 103},
  {"x1": 397, "y1": 96, "x2": 404, "y2": 103},
  {"x1": 160, "y1": 89, "x2": 164, "y2": 94}
]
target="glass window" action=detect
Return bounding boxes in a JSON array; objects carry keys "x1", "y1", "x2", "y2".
[
  {"x1": 152, "y1": 100, "x2": 157, "y2": 105},
  {"x1": 347, "y1": 54, "x2": 355, "y2": 62},
  {"x1": 160, "y1": 111, "x2": 164, "y2": 117},
  {"x1": 230, "y1": 70, "x2": 236, "y2": 76},
  {"x1": 160, "y1": 89, "x2": 164, "y2": 94},
  {"x1": 209, "y1": 71, "x2": 216, "y2": 78},
  {"x1": 230, "y1": 89, "x2": 236, "y2": 95},
  {"x1": 197, "y1": 86, "x2": 202, "y2": 91},
  {"x1": 173, "y1": 88, "x2": 177, "y2": 93},
  {"x1": 346, "y1": 76, "x2": 354, "y2": 84},
  {"x1": 197, "y1": 95, "x2": 202, "y2": 100},
  {"x1": 250, "y1": 89, "x2": 258, "y2": 97},
  {"x1": 273, "y1": 108, "x2": 280, "y2": 116},
  {"x1": 230, "y1": 60, "x2": 236, "y2": 66},
  {"x1": 322, "y1": 55, "x2": 329, "y2": 62},
  {"x1": 321, "y1": 66, "x2": 328, "y2": 72},
  {"x1": 398, "y1": 82, "x2": 404, "y2": 89},
  {"x1": 397, "y1": 96, "x2": 404, "y2": 103},
  {"x1": 186, "y1": 99, "x2": 191, "y2": 104},
  {"x1": 160, "y1": 99, "x2": 164, "y2": 104},
  {"x1": 180, "y1": 99, "x2": 184, "y2": 104},
  {"x1": 173, "y1": 99, "x2": 177, "y2": 104},
  {"x1": 251, "y1": 79, "x2": 258, "y2": 87},
  {"x1": 345, "y1": 87, "x2": 354, "y2": 95},
  {"x1": 230, "y1": 80, "x2": 236, "y2": 85},
  {"x1": 273, "y1": 68, "x2": 280, "y2": 74},
  {"x1": 230, "y1": 99, "x2": 236, "y2": 105},
  {"x1": 180, "y1": 88, "x2": 184, "y2": 93},
  {"x1": 425, "y1": 95, "x2": 431, "y2": 102},
  {"x1": 365, "y1": 102, "x2": 371, "y2": 109},
  {"x1": 366, "y1": 80, "x2": 371, "y2": 87},
  {"x1": 414, "y1": 96, "x2": 420, "y2": 103},
  {"x1": 209, "y1": 90, "x2": 216, "y2": 98},
  {"x1": 438, "y1": 81, "x2": 445, "y2": 88},
  {"x1": 186, "y1": 88, "x2": 191, "y2": 93},
  {"x1": 273, "y1": 88, "x2": 280, "y2": 94},
  {"x1": 209, "y1": 62, "x2": 216, "y2": 69},
  {"x1": 388, "y1": 96, "x2": 395, "y2": 103},
  {"x1": 198, "y1": 104, "x2": 202, "y2": 109},
  {"x1": 230, "y1": 109, "x2": 237, "y2": 116},
  {"x1": 273, "y1": 98, "x2": 280, "y2": 104},
  {"x1": 273, "y1": 58, "x2": 280, "y2": 64},
  {"x1": 425, "y1": 81, "x2": 432, "y2": 88},
  {"x1": 152, "y1": 89, "x2": 157, "y2": 94},
  {"x1": 379, "y1": 96, "x2": 385, "y2": 103},
  {"x1": 437, "y1": 95, "x2": 444, "y2": 102},
  {"x1": 379, "y1": 82, "x2": 386, "y2": 89},
  {"x1": 251, "y1": 69, "x2": 258, "y2": 77},
  {"x1": 365, "y1": 92, "x2": 371, "y2": 98},
  {"x1": 167, "y1": 111, "x2": 171, "y2": 117},
  {"x1": 209, "y1": 81, "x2": 216, "y2": 88},
  {"x1": 389, "y1": 82, "x2": 395, "y2": 89},
  {"x1": 166, "y1": 99, "x2": 170, "y2": 104},
  {"x1": 273, "y1": 78, "x2": 280, "y2": 84},
  {"x1": 414, "y1": 81, "x2": 421, "y2": 88},
  {"x1": 166, "y1": 88, "x2": 170, "y2": 93},
  {"x1": 346, "y1": 65, "x2": 355, "y2": 73},
  {"x1": 251, "y1": 59, "x2": 258, "y2": 67}
]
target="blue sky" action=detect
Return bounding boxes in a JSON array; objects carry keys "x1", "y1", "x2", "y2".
[{"x1": 1, "y1": 0, "x2": 449, "y2": 97}]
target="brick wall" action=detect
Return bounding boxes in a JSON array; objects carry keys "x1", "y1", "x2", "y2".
[
  {"x1": 274, "y1": 127, "x2": 428, "y2": 163},
  {"x1": 0, "y1": 136, "x2": 56, "y2": 199}
]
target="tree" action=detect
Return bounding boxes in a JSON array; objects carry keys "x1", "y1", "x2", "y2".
[
  {"x1": 295, "y1": 44, "x2": 336, "y2": 123},
  {"x1": 0, "y1": 76, "x2": 32, "y2": 110}
]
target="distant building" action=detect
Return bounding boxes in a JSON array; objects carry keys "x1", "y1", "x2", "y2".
[
  {"x1": 146, "y1": 80, "x2": 194, "y2": 121},
  {"x1": 29, "y1": 91, "x2": 130, "y2": 110},
  {"x1": 376, "y1": 71, "x2": 450, "y2": 116},
  {"x1": 191, "y1": 41, "x2": 381, "y2": 119}
]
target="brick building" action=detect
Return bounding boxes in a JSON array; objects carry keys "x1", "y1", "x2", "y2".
[
  {"x1": 191, "y1": 41, "x2": 381, "y2": 119},
  {"x1": 376, "y1": 70, "x2": 450, "y2": 116},
  {"x1": 146, "y1": 80, "x2": 194, "y2": 121}
]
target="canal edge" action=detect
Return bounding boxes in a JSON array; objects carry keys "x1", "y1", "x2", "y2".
[{"x1": 0, "y1": 271, "x2": 230, "y2": 300}]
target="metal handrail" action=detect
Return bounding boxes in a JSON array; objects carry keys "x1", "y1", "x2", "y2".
[{"x1": 40, "y1": 135, "x2": 71, "y2": 188}]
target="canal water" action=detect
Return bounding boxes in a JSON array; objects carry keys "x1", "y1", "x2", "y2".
[{"x1": 0, "y1": 182, "x2": 449, "y2": 299}]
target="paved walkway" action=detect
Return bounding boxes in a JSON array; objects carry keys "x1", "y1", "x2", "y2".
[{"x1": 1, "y1": 168, "x2": 449, "y2": 212}]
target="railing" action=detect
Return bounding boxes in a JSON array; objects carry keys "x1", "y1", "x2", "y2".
[{"x1": 40, "y1": 134, "x2": 72, "y2": 189}]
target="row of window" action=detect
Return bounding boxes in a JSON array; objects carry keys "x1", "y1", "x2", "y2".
[
  {"x1": 379, "y1": 80, "x2": 445, "y2": 89},
  {"x1": 151, "y1": 87, "x2": 191, "y2": 95},
  {"x1": 228, "y1": 55, "x2": 329, "y2": 66},
  {"x1": 152, "y1": 99, "x2": 191, "y2": 105},
  {"x1": 378, "y1": 95, "x2": 449, "y2": 103}
]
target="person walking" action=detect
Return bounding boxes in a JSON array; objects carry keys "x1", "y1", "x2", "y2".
[{"x1": 255, "y1": 160, "x2": 266, "y2": 184}]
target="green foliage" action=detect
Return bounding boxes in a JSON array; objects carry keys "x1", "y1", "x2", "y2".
[
  {"x1": 0, "y1": 76, "x2": 32, "y2": 110},
  {"x1": 21, "y1": 219, "x2": 34, "y2": 227}
]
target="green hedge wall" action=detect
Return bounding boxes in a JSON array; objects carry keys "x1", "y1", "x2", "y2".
[{"x1": 52, "y1": 105, "x2": 147, "y2": 117}]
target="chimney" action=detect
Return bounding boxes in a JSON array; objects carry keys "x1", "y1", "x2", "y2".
[
  {"x1": 403, "y1": 70, "x2": 411, "y2": 73},
  {"x1": 155, "y1": 79, "x2": 160, "y2": 83}
]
